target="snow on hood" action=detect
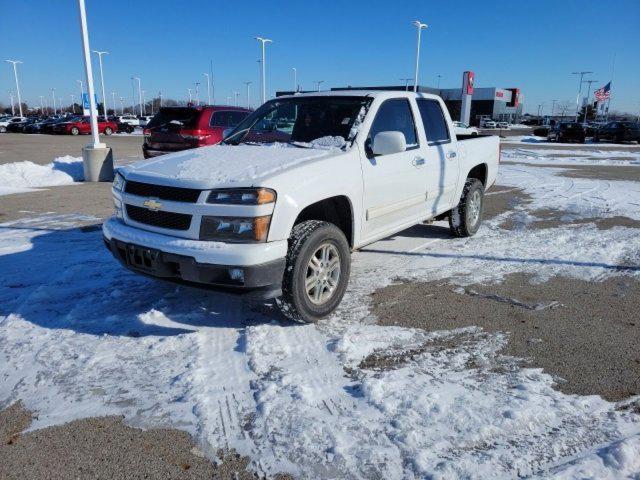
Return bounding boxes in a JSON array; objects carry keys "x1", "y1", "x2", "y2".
[{"x1": 123, "y1": 144, "x2": 334, "y2": 189}]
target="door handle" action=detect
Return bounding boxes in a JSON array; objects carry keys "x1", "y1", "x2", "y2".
[
  {"x1": 412, "y1": 157, "x2": 425, "y2": 166},
  {"x1": 446, "y1": 151, "x2": 457, "y2": 159}
]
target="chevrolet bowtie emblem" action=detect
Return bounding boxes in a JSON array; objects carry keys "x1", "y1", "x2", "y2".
[{"x1": 143, "y1": 199, "x2": 162, "y2": 211}]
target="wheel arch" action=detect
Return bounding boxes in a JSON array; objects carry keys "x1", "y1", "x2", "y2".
[{"x1": 291, "y1": 195, "x2": 355, "y2": 247}]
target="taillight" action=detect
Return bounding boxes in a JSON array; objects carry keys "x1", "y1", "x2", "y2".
[
  {"x1": 180, "y1": 129, "x2": 212, "y2": 144},
  {"x1": 143, "y1": 128, "x2": 150, "y2": 136}
]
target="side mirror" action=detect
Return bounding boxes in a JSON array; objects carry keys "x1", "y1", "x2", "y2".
[{"x1": 372, "y1": 131, "x2": 406, "y2": 156}]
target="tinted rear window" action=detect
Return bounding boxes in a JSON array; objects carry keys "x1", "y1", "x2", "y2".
[
  {"x1": 210, "y1": 110, "x2": 250, "y2": 128},
  {"x1": 146, "y1": 108, "x2": 200, "y2": 129}
]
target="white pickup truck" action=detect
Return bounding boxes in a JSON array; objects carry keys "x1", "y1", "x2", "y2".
[{"x1": 104, "y1": 90, "x2": 499, "y2": 322}]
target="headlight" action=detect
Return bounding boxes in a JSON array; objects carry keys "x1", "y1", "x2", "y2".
[
  {"x1": 200, "y1": 215, "x2": 271, "y2": 242},
  {"x1": 207, "y1": 188, "x2": 276, "y2": 205},
  {"x1": 112, "y1": 172, "x2": 125, "y2": 192}
]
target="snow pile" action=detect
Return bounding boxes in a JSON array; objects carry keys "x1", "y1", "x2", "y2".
[
  {"x1": 502, "y1": 147, "x2": 640, "y2": 166},
  {"x1": 0, "y1": 155, "x2": 83, "y2": 195}
]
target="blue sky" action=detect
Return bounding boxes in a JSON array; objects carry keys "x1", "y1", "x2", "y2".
[{"x1": 1, "y1": 0, "x2": 639, "y2": 114}]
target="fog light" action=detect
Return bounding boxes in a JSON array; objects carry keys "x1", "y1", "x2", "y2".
[{"x1": 228, "y1": 268, "x2": 245, "y2": 283}]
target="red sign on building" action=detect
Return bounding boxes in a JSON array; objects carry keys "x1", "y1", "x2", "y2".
[{"x1": 463, "y1": 71, "x2": 474, "y2": 95}]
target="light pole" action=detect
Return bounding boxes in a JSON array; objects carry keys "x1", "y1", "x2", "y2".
[
  {"x1": 194, "y1": 82, "x2": 200, "y2": 106},
  {"x1": 537, "y1": 102, "x2": 545, "y2": 118},
  {"x1": 77, "y1": 79, "x2": 84, "y2": 111},
  {"x1": 572, "y1": 71, "x2": 592, "y2": 122},
  {"x1": 77, "y1": 0, "x2": 112, "y2": 182},
  {"x1": 187, "y1": 88, "x2": 192, "y2": 104},
  {"x1": 132, "y1": 77, "x2": 142, "y2": 115},
  {"x1": 39, "y1": 95, "x2": 45, "y2": 115},
  {"x1": 119, "y1": 96, "x2": 124, "y2": 115},
  {"x1": 70, "y1": 94, "x2": 76, "y2": 114},
  {"x1": 92, "y1": 50, "x2": 108, "y2": 116},
  {"x1": 111, "y1": 91, "x2": 116, "y2": 117},
  {"x1": 315, "y1": 80, "x2": 324, "y2": 92},
  {"x1": 8, "y1": 91, "x2": 15, "y2": 116},
  {"x1": 234, "y1": 91, "x2": 240, "y2": 107},
  {"x1": 582, "y1": 80, "x2": 598, "y2": 125},
  {"x1": 436, "y1": 74, "x2": 442, "y2": 89},
  {"x1": 400, "y1": 78, "x2": 412, "y2": 91},
  {"x1": 292, "y1": 67, "x2": 297, "y2": 92},
  {"x1": 203, "y1": 73, "x2": 211, "y2": 104},
  {"x1": 244, "y1": 81, "x2": 252, "y2": 109},
  {"x1": 255, "y1": 36, "x2": 272, "y2": 105},
  {"x1": 141, "y1": 90, "x2": 146, "y2": 115},
  {"x1": 158, "y1": 91, "x2": 162, "y2": 108},
  {"x1": 551, "y1": 99, "x2": 557, "y2": 118},
  {"x1": 51, "y1": 88, "x2": 57, "y2": 115},
  {"x1": 412, "y1": 21, "x2": 428, "y2": 92},
  {"x1": 6, "y1": 60, "x2": 23, "y2": 117}
]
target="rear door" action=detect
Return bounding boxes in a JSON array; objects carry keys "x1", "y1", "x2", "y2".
[
  {"x1": 415, "y1": 98, "x2": 459, "y2": 214},
  {"x1": 360, "y1": 98, "x2": 428, "y2": 240}
]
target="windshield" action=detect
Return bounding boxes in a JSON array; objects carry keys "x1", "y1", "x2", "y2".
[{"x1": 223, "y1": 96, "x2": 371, "y2": 148}]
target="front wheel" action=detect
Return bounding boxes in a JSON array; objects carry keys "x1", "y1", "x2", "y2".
[
  {"x1": 104, "y1": 127, "x2": 113, "y2": 135},
  {"x1": 70, "y1": 127, "x2": 79, "y2": 135},
  {"x1": 449, "y1": 178, "x2": 485, "y2": 237},
  {"x1": 277, "y1": 220, "x2": 351, "y2": 323},
  {"x1": 0, "y1": 126, "x2": 6, "y2": 133}
]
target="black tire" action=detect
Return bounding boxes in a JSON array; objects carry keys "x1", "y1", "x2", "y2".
[
  {"x1": 104, "y1": 127, "x2": 113, "y2": 135},
  {"x1": 70, "y1": 127, "x2": 79, "y2": 136},
  {"x1": 0, "y1": 126, "x2": 6, "y2": 133},
  {"x1": 277, "y1": 220, "x2": 351, "y2": 323},
  {"x1": 449, "y1": 178, "x2": 484, "y2": 237}
]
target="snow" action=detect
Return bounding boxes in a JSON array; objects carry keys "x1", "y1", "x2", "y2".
[
  {"x1": 502, "y1": 147, "x2": 640, "y2": 166},
  {"x1": 1, "y1": 146, "x2": 640, "y2": 478},
  {"x1": 502, "y1": 135, "x2": 640, "y2": 148},
  {"x1": 123, "y1": 144, "x2": 333, "y2": 188},
  {"x1": 0, "y1": 155, "x2": 83, "y2": 196}
]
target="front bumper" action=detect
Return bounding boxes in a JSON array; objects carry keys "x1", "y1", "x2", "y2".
[{"x1": 103, "y1": 217, "x2": 287, "y2": 299}]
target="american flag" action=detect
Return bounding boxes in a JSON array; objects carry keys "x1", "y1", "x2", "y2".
[{"x1": 594, "y1": 82, "x2": 611, "y2": 102}]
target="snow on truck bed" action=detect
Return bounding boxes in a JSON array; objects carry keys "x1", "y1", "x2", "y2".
[{"x1": 1, "y1": 147, "x2": 640, "y2": 478}]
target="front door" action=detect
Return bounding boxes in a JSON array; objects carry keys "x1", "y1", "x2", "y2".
[{"x1": 360, "y1": 98, "x2": 428, "y2": 240}]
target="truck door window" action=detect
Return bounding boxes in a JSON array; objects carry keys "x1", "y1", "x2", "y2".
[
  {"x1": 417, "y1": 99, "x2": 451, "y2": 145},
  {"x1": 367, "y1": 99, "x2": 418, "y2": 153}
]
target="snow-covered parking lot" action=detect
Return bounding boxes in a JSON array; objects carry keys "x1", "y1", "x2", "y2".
[{"x1": 1, "y1": 143, "x2": 640, "y2": 479}]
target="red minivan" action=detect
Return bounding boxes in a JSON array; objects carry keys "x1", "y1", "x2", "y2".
[{"x1": 142, "y1": 106, "x2": 252, "y2": 159}]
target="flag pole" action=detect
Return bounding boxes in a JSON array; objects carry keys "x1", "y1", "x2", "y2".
[{"x1": 605, "y1": 53, "x2": 616, "y2": 121}]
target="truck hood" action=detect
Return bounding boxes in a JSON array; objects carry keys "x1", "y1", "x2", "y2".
[{"x1": 123, "y1": 144, "x2": 335, "y2": 189}]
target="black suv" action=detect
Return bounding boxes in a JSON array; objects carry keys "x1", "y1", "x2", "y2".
[
  {"x1": 594, "y1": 121, "x2": 640, "y2": 143},
  {"x1": 547, "y1": 122, "x2": 585, "y2": 143}
]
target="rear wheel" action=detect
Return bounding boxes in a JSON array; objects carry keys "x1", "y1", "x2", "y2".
[
  {"x1": 0, "y1": 126, "x2": 6, "y2": 133},
  {"x1": 104, "y1": 127, "x2": 113, "y2": 135},
  {"x1": 449, "y1": 178, "x2": 484, "y2": 237},
  {"x1": 70, "y1": 127, "x2": 79, "y2": 135},
  {"x1": 277, "y1": 220, "x2": 351, "y2": 323}
]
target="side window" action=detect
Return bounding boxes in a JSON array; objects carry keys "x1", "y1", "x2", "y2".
[
  {"x1": 230, "y1": 111, "x2": 249, "y2": 126},
  {"x1": 367, "y1": 99, "x2": 418, "y2": 150},
  {"x1": 417, "y1": 99, "x2": 450, "y2": 145}
]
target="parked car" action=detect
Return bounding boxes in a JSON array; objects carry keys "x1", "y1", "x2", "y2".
[
  {"x1": 52, "y1": 116, "x2": 118, "y2": 135},
  {"x1": 547, "y1": 122, "x2": 586, "y2": 143},
  {"x1": 6, "y1": 117, "x2": 36, "y2": 133},
  {"x1": 0, "y1": 116, "x2": 25, "y2": 133},
  {"x1": 593, "y1": 121, "x2": 640, "y2": 143},
  {"x1": 482, "y1": 120, "x2": 497, "y2": 129},
  {"x1": 452, "y1": 121, "x2": 479, "y2": 136},
  {"x1": 142, "y1": 106, "x2": 252, "y2": 158},
  {"x1": 497, "y1": 121, "x2": 510, "y2": 129},
  {"x1": 105, "y1": 91, "x2": 500, "y2": 322},
  {"x1": 115, "y1": 121, "x2": 135, "y2": 133},
  {"x1": 116, "y1": 115, "x2": 140, "y2": 126},
  {"x1": 533, "y1": 126, "x2": 550, "y2": 137}
]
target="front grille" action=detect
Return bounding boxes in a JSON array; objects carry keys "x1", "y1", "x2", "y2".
[
  {"x1": 126, "y1": 204, "x2": 192, "y2": 231},
  {"x1": 125, "y1": 180, "x2": 201, "y2": 203}
]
